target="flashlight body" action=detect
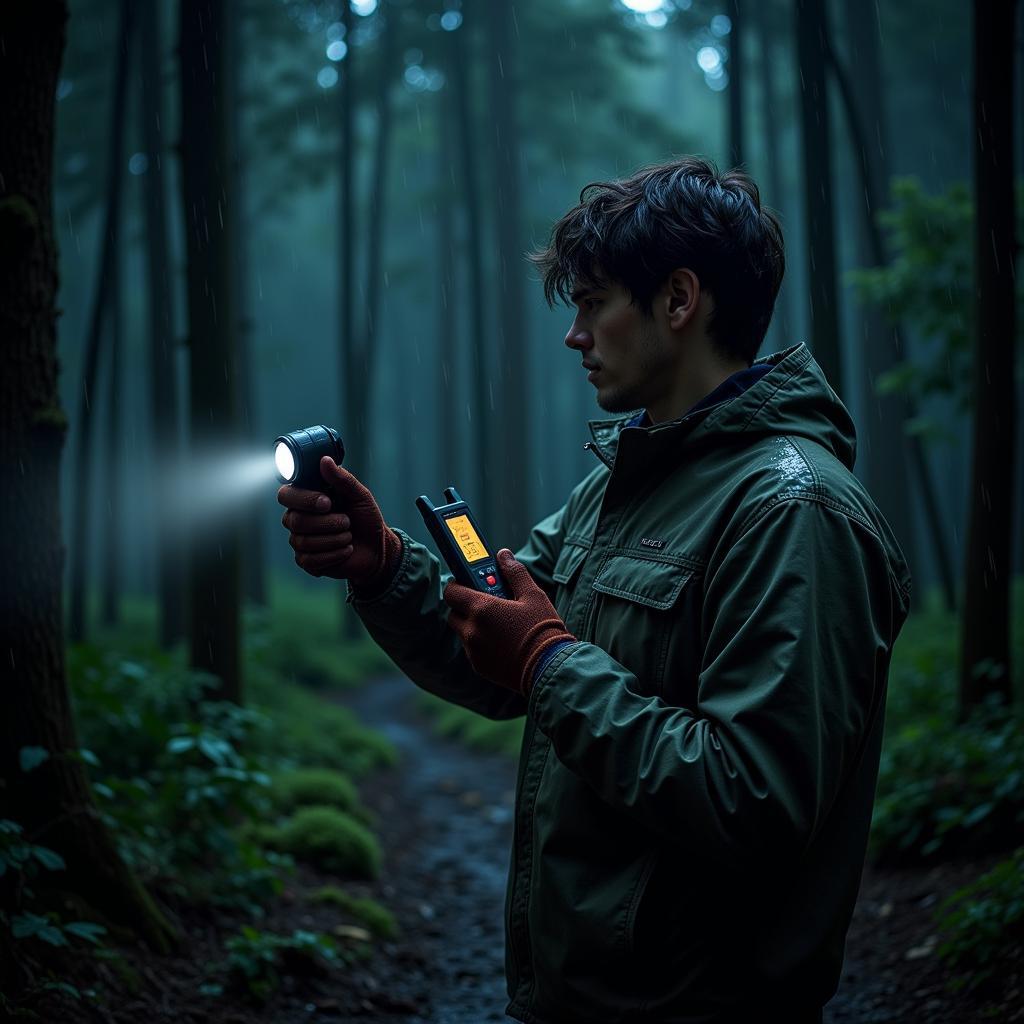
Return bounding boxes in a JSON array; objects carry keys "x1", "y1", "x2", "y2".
[
  {"x1": 417, "y1": 488, "x2": 510, "y2": 599},
  {"x1": 274, "y1": 425, "x2": 345, "y2": 490}
]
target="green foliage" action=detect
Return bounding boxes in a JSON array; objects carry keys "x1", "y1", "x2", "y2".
[
  {"x1": 870, "y1": 580, "x2": 1024, "y2": 863},
  {"x1": 68, "y1": 646, "x2": 288, "y2": 914},
  {"x1": 309, "y1": 886, "x2": 398, "y2": 939},
  {"x1": 244, "y1": 582, "x2": 395, "y2": 690},
  {"x1": 268, "y1": 768, "x2": 372, "y2": 824},
  {"x1": 0, "y1": 819, "x2": 107, "y2": 958},
  {"x1": 848, "y1": 177, "x2": 1024, "y2": 441},
  {"x1": 935, "y1": 847, "x2": 1024, "y2": 992},
  {"x1": 263, "y1": 806, "x2": 381, "y2": 879},
  {"x1": 248, "y1": 666, "x2": 397, "y2": 778},
  {"x1": 220, "y1": 925, "x2": 340, "y2": 1002},
  {"x1": 417, "y1": 690, "x2": 524, "y2": 758}
]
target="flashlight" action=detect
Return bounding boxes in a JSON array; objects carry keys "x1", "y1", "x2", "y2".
[{"x1": 273, "y1": 425, "x2": 345, "y2": 490}]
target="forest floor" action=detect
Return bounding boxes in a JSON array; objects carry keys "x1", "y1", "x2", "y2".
[{"x1": 18, "y1": 673, "x2": 1022, "y2": 1024}]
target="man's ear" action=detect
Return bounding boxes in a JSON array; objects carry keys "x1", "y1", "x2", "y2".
[{"x1": 665, "y1": 268, "x2": 701, "y2": 331}]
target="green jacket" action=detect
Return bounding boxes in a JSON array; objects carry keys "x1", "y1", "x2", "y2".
[{"x1": 347, "y1": 343, "x2": 912, "y2": 1023}]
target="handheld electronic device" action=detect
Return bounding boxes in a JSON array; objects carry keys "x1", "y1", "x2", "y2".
[{"x1": 416, "y1": 488, "x2": 510, "y2": 599}]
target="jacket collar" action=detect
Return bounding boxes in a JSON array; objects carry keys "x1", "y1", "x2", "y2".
[{"x1": 583, "y1": 343, "x2": 855, "y2": 471}]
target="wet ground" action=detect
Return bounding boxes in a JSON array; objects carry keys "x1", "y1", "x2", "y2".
[{"x1": 330, "y1": 675, "x2": 517, "y2": 1024}]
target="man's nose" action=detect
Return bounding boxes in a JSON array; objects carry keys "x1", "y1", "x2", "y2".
[{"x1": 564, "y1": 318, "x2": 592, "y2": 352}]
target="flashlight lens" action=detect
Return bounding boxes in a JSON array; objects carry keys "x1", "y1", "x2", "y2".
[{"x1": 275, "y1": 441, "x2": 296, "y2": 482}]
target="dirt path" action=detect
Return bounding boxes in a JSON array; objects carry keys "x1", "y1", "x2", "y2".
[{"x1": 331, "y1": 675, "x2": 517, "y2": 1023}]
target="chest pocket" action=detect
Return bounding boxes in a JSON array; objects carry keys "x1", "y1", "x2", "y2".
[
  {"x1": 588, "y1": 553, "x2": 697, "y2": 699},
  {"x1": 550, "y1": 539, "x2": 590, "y2": 621}
]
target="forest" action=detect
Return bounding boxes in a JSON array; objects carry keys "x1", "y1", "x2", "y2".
[{"x1": 0, "y1": 0, "x2": 1021, "y2": 1021}]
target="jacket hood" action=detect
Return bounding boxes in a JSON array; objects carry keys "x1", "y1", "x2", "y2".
[{"x1": 587, "y1": 343, "x2": 858, "y2": 471}]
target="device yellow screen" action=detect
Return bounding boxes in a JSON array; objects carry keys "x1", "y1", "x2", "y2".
[{"x1": 444, "y1": 514, "x2": 489, "y2": 563}]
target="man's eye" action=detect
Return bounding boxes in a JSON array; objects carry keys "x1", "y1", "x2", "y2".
[{"x1": 585, "y1": 299, "x2": 601, "y2": 311}]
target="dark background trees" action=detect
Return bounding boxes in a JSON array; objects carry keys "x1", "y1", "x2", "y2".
[{"x1": 3, "y1": 0, "x2": 1022, "y2": 1016}]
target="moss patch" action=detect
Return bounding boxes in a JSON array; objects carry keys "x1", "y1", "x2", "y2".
[
  {"x1": 269, "y1": 769, "x2": 372, "y2": 825},
  {"x1": 267, "y1": 806, "x2": 380, "y2": 879},
  {"x1": 309, "y1": 886, "x2": 398, "y2": 939}
]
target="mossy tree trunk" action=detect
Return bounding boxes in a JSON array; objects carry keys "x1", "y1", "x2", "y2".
[{"x1": 0, "y1": 1, "x2": 176, "y2": 952}]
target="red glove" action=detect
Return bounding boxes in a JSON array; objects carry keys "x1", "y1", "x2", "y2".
[
  {"x1": 278, "y1": 457, "x2": 402, "y2": 594},
  {"x1": 443, "y1": 549, "x2": 576, "y2": 696}
]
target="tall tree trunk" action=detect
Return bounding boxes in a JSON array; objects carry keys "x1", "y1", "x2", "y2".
[
  {"x1": 824, "y1": 22, "x2": 959, "y2": 613},
  {"x1": 727, "y1": 0, "x2": 744, "y2": 167},
  {"x1": 753, "y1": 0, "x2": 795, "y2": 348},
  {"x1": 960, "y1": 0, "x2": 1017, "y2": 714},
  {"x1": 486, "y1": 0, "x2": 531, "y2": 544},
  {"x1": 140, "y1": 0, "x2": 184, "y2": 647},
  {"x1": 230, "y1": 0, "x2": 265, "y2": 607},
  {"x1": 358, "y1": 8, "x2": 399, "y2": 482},
  {"x1": 101, "y1": 227, "x2": 123, "y2": 627},
  {"x1": 836, "y1": 0, "x2": 919, "y2": 594},
  {"x1": 795, "y1": 0, "x2": 842, "y2": 394},
  {"x1": 180, "y1": 0, "x2": 242, "y2": 702},
  {"x1": 0, "y1": 1, "x2": 176, "y2": 952},
  {"x1": 448, "y1": 14, "x2": 492, "y2": 530},
  {"x1": 338, "y1": 0, "x2": 361, "y2": 638},
  {"x1": 341, "y1": 4, "x2": 399, "y2": 641},
  {"x1": 68, "y1": 0, "x2": 135, "y2": 642},
  {"x1": 436, "y1": 103, "x2": 458, "y2": 485}
]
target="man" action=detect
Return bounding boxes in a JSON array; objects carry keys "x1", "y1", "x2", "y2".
[{"x1": 278, "y1": 157, "x2": 912, "y2": 1023}]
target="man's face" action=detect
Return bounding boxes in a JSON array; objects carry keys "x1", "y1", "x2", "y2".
[{"x1": 564, "y1": 278, "x2": 675, "y2": 416}]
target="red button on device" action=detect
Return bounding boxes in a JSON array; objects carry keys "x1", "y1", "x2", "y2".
[{"x1": 486, "y1": 575, "x2": 497, "y2": 586}]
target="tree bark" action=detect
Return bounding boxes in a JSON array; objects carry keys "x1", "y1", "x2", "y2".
[
  {"x1": 436, "y1": 101, "x2": 458, "y2": 485},
  {"x1": 448, "y1": 14, "x2": 492, "y2": 531},
  {"x1": 67, "y1": 0, "x2": 135, "y2": 642},
  {"x1": 180, "y1": 0, "x2": 243, "y2": 702},
  {"x1": 140, "y1": 0, "x2": 184, "y2": 647},
  {"x1": 338, "y1": 0, "x2": 361, "y2": 639},
  {"x1": 486, "y1": 0, "x2": 531, "y2": 545},
  {"x1": 101, "y1": 224, "x2": 122, "y2": 627},
  {"x1": 0, "y1": 1, "x2": 176, "y2": 951},
  {"x1": 795, "y1": 0, "x2": 842, "y2": 395},
  {"x1": 960, "y1": 0, "x2": 1017, "y2": 713},
  {"x1": 359, "y1": 8, "x2": 399, "y2": 483},
  {"x1": 229, "y1": 0, "x2": 265, "y2": 607}
]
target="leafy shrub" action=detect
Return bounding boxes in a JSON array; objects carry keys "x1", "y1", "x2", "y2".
[
  {"x1": 67, "y1": 647, "x2": 289, "y2": 912},
  {"x1": 219, "y1": 925, "x2": 340, "y2": 1002},
  {"x1": 0, "y1": 818, "x2": 107, "y2": 952},
  {"x1": 935, "y1": 847, "x2": 1024, "y2": 992},
  {"x1": 870, "y1": 583, "x2": 1024, "y2": 863},
  {"x1": 269, "y1": 768, "x2": 371, "y2": 823},
  {"x1": 309, "y1": 886, "x2": 398, "y2": 938},
  {"x1": 265, "y1": 806, "x2": 381, "y2": 879}
]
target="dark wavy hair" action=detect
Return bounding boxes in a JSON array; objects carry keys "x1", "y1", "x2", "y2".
[{"x1": 528, "y1": 156, "x2": 785, "y2": 365}]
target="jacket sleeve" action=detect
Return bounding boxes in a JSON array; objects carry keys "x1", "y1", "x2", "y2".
[
  {"x1": 529, "y1": 496, "x2": 905, "y2": 870},
  {"x1": 346, "y1": 502, "x2": 569, "y2": 721}
]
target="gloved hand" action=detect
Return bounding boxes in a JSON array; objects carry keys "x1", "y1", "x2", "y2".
[
  {"x1": 277, "y1": 456, "x2": 402, "y2": 593},
  {"x1": 443, "y1": 549, "x2": 576, "y2": 697}
]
